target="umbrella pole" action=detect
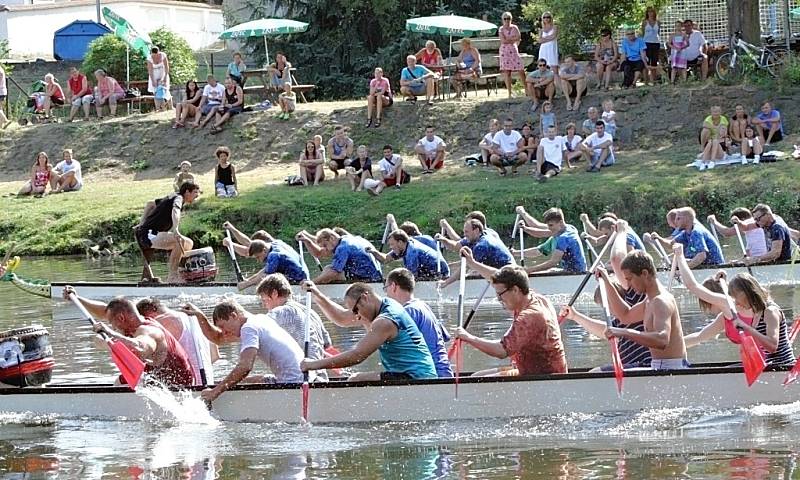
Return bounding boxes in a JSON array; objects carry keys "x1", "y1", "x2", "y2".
[
  {"x1": 126, "y1": 44, "x2": 131, "y2": 115},
  {"x1": 264, "y1": 36, "x2": 270, "y2": 67}
]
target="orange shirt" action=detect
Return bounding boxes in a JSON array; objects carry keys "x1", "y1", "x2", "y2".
[{"x1": 501, "y1": 293, "x2": 568, "y2": 375}]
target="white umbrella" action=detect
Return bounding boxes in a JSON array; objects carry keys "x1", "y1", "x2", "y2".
[
  {"x1": 219, "y1": 18, "x2": 309, "y2": 64},
  {"x1": 406, "y1": 14, "x2": 497, "y2": 60}
]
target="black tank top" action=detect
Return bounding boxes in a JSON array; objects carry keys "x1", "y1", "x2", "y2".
[
  {"x1": 225, "y1": 87, "x2": 239, "y2": 104},
  {"x1": 217, "y1": 164, "x2": 234, "y2": 186},
  {"x1": 142, "y1": 194, "x2": 180, "y2": 233}
]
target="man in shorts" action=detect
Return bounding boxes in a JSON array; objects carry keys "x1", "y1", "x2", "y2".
[
  {"x1": 414, "y1": 125, "x2": 447, "y2": 173},
  {"x1": 52, "y1": 148, "x2": 83, "y2": 193},
  {"x1": 490, "y1": 117, "x2": 528, "y2": 176},
  {"x1": 559, "y1": 55, "x2": 587, "y2": 111},
  {"x1": 580, "y1": 121, "x2": 615, "y2": 172},
  {"x1": 535, "y1": 126, "x2": 566, "y2": 182},
  {"x1": 752, "y1": 101, "x2": 783, "y2": 146},
  {"x1": 368, "y1": 145, "x2": 410, "y2": 195},
  {"x1": 327, "y1": 125, "x2": 354, "y2": 178},
  {"x1": 682, "y1": 20, "x2": 708, "y2": 80},
  {"x1": 399, "y1": 55, "x2": 437, "y2": 105},
  {"x1": 525, "y1": 59, "x2": 554, "y2": 112},
  {"x1": 192, "y1": 75, "x2": 224, "y2": 127},
  {"x1": 619, "y1": 29, "x2": 647, "y2": 88}
]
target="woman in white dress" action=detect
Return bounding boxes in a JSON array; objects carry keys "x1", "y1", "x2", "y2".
[
  {"x1": 537, "y1": 12, "x2": 559, "y2": 92},
  {"x1": 147, "y1": 46, "x2": 170, "y2": 95}
]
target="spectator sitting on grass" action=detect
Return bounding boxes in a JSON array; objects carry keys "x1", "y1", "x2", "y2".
[
  {"x1": 192, "y1": 74, "x2": 224, "y2": 128},
  {"x1": 699, "y1": 105, "x2": 728, "y2": 153},
  {"x1": 729, "y1": 104, "x2": 749, "y2": 145},
  {"x1": 367, "y1": 145, "x2": 410, "y2": 195},
  {"x1": 399, "y1": 55, "x2": 436, "y2": 105},
  {"x1": 519, "y1": 123, "x2": 539, "y2": 164},
  {"x1": 366, "y1": 67, "x2": 392, "y2": 128},
  {"x1": 209, "y1": 77, "x2": 244, "y2": 134},
  {"x1": 479, "y1": 118, "x2": 500, "y2": 165},
  {"x1": 66, "y1": 67, "x2": 93, "y2": 122},
  {"x1": 346, "y1": 145, "x2": 373, "y2": 192},
  {"x1": 562, "y1": 123, "x2": 582, "y2": 168},
  {"x1": 415, "y1": 125, "x2": 447, "y2": 174},
  {"x1": 313, "y1": 135, "x2": 326, "y2": 163},
  {"x1": 93, "y1": 69, "x2": 125, "y2": 120},
  {"x1": 699, "y1": 121, "x2": 729, "y2": 170},
  {"x1": 327, "y1": 125, "x2": 354, "y2": 179},
  {"x1": 580, "y1": 121, "x2": 614, "y2": 172},
  {"x1": 752, "y1": 101, "x2": 783, "y2": 146},
  {"x1": 17, "y1": 152, "x2": 52, "y2": 197},
  {"x1": 174, "y1": 160, "x2": 194, "y2": 192},
  {"x1": 490, "y1": 117, "x2": 528, "y2": 176},
  {"x1": 535, "y1": 125, "x2": 566, "y2": 182},
  {"x1": 52, "y1": 148, "x2": 83, "y2": 193},
  {"x1": 42, "y1": 73, "x2": 65, "y2": 119},
  {"x1": 277, "y1": 82, "x2": 296, "y2": 121},
  {"x1": 299, "y1": 140, "x2": 324, "y2": 187},
  {"x1": 581, "y1": 106, "x2": 603, "y2": 136},
  {"x1": 526, "y1": 59, "x2": 554, "y2": 112},
  {"x1": 559, "y1": 55, "x2": 587, "y2": 111},
  {"x1": 173, "y1": 80, "x2": 202, "y2": 129},
  {"x1": 214, "y1": 146, "x2": 238, "y2": 197},
  {"x1": 742, "y1": 125, "x2": 763, "y2": 162}
]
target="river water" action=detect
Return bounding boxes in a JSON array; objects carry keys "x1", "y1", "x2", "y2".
[{"x1": 1, "y1": 255, "x2": 800, "y2": 479}]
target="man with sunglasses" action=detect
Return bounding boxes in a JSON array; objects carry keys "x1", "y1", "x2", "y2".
[
  {"x1": 454, "y1": 249, "x2": 567, "y2": 376},
  {"x1": 300, "y1": 281, "x2": 436, "y2": 381},
  {"x1": 739, "y1": 204, "x2": 795, "y2": 265},
  {"x1": 526, "y1": 59, "x2": 555, "y2": 111}
]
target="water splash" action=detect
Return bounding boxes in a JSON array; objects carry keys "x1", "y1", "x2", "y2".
[
  {"x1": 136, "y1": 379, "x2": 219, "y2": 426},
  {"x1": 749, "y1": 401, "x2": 800, "y2": 417}
]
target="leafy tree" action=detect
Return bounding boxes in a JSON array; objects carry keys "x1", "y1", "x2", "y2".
[
  {"x1": 82, "y1": 28, "x2": 197, "y2": 85},
  {"x1": 521, "y1": 0, "x2": 673, "y2": 57}
]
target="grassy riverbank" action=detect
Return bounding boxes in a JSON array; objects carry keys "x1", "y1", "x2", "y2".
[{"x1": 1, "y1": 84, "x2": 799, "y2": 256}]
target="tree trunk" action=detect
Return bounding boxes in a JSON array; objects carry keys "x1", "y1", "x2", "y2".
[{"x1": 727, "y1": 0, "x2": 761, "y2": 44}]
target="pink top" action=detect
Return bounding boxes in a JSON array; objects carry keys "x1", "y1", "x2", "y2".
[
  {"x1": 99, "y1": 77, "x2": 125, "y2": 97},
  {"x1": 369, "y1": 77, "x2": 392, "y2": 97}
]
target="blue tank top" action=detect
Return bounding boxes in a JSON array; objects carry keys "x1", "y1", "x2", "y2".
[{"x1": 377, "y1": 298, "x2": 437, "y2": 379}]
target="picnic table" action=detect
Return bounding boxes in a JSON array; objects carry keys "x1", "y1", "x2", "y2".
[{"x1": 241, "y1": 67, "x2": 315, "y2": 103}]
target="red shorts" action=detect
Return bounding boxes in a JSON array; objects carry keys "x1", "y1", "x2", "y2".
[
  {"x1": 383, "y1": 171, "x2": 410, "y2": 186},
  {"x1": 423, "y1": 157, "x2": 444, "y2": 170}
]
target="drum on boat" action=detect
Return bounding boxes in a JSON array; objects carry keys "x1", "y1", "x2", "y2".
[
  {"x1": 0, "y1": 325, "x2": 54, "y2": 387},
  {"x1": 179, "y1": 247, "x2": 218, "y2": 283}
]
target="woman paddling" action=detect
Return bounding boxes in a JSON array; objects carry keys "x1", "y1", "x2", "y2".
[{"x1": 673, "y1": 243, "x2": 795, "y2": 366}]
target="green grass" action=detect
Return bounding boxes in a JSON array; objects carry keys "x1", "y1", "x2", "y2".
[{"x1": 3, "y1": 143, "x2": 799, "y2": 256}]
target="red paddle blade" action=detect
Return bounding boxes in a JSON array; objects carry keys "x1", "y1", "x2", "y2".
[
  {"x1": 448, "y1": 340, "x2": 464, "y2": 371},
  {"x1": 739, "y1": 334, "x2": 766, "y2": 387},
  {"x1": 609, "y1": 337, "x2": 624, "y2": 394},
  {"x1": 789, "y1": 317, "x2": 800, "y2": 344},
  {"x1": 453, "y1": 340, "x2": 461, "y2": 399},
  {"x1": 107, "y1": 339, "x2": 145, "y2": 390},
  {"x1": 324, "y1": 346, "x2": 345, "y2": 377},
  {"x1": 302, "y1": 382, "x2": 310, "y2": 421},
  {"x1": 783, "y1": 361, "x2": 800, "y2": 386}
]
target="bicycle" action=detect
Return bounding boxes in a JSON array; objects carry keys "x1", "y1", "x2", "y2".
[{"x1": 715, "y1": 31, "x2": 786, "y2": 81}]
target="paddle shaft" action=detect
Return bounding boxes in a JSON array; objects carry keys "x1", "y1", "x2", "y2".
[
  {"x1": 302, "y1": 292, "x2": 312, "y2": 421},
  {"x1": 189, "y1": 315, "x2": 208, "y2": 386},
  {"x1": 667, "y1": 253, "x2": 678, "y2": 291},
  {"x1": 511, "y1": 214, "x2": 520, "y2": 240},
  {"x1": 379, "y1": 222, "x2": 390, "y2": 252},
  {"x1": 733, "y1": 224, "x2": 754, "y2": 275},
  {"x1": 564, "y1": 231, "x2": 618, "y2": 309},
  {"x1": 225, "y1": 230, "x2": 244, "y2": 282},
  {"x1": 461, "y1": 281, "x2": 492, "y2": 331},
  {"x1": 518, "y1": 224, "x2": 525, "y2": 266}
]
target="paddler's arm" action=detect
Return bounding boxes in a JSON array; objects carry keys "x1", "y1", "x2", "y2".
[
  {"x1": 596, "y1": 267, "x2": 645, "y2": 326},
  {"x1": 223, "y1": 221, "x2": 252, "y2": 247},
  {"x1": 559, "y1": 305, "x2": 607, "y2": 338},
  {"x1": 684, "y1": 313, "x2": 724, "y2": 348},
  {"x1": 202, "y1": 347, "x2": 257, "y2": 403},
  {"x1": 385, "y1": 213, "x2": 399, "y2": 233},
  {"x1": 579, "y1": 213, "x2": 602, "y2": 237},
  {"x1": 179, "y1": 303, "x2": 225, "y2": 345},
  {"x1": 454, "y1": 326, "x2": 507, "y2": 359},
  {"x1": 516, "y1": 206, "x2": 548, "y2": 229},
  {"x1": 673, "y1": 244, "x2": 733, "y2": 317},
  {"x1": 435, "y1": 233, "x2": 461, "y2": 252},
  {"x1": 525, "y1": 249, "x2": 562, "y2": 273},
  {"x1": 707, "y1": 215, "x2": 735, "y2": 237},
  {"x1": 609, "y1": 220, "x2": 630, "y2": 288},
  {"x1": 300, "y1": 318, "x2": 393, "y2": 371},
  {"x1": 296, "y1": 230, "x2": 326, "y2": 258},
  {"x1": 520, "y1": 223, "x2": 551, "y2": 238},
  {"x1": 686, "y1": 250, "x2": 706, "y2": 269},
  {"x1": 746, "y1": 238, "x2": 783, "y2": 265},
  {"x1": 734, "y1": 305, "x2": 781, "y2": 353},
  {"x1": 302, "y1": 281, "x2": 360, "y2": 327},
  {"x1": 312, "y1": 266, "x2": 342, "y2": 284},
  {"x1": 237, "y1": 269, "x2": 266, "y2": 290},
  {"x1": 365, "y1": 245, "x2": 390, "y2": 264},
  {"x1": 62, "y1": 286, "x2": 107, "y2": 319},
  {"x1": 439, "y1": 219, "x2": 460, "y2": 241},
  {"x1": 222, "y1": 236, "x2": 249, "y2": 257},
  {"x1": 92, "y1": 323, "x2": 156, "y2": 358},
  {"x1": 511, "y1": 245, "x2": 543, "y2": 259},
  {"x1": 650, "y1": 232, "x2": 674, "y2": 250},
  {"x1": 460, "y1": 246, "x2": 498, "y2": 282},
  {"x1": 606, "y1": 297, "x2": 672, "y2": 350}
]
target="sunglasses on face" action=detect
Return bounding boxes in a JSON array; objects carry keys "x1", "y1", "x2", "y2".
[
  {"x1": 538, "y1": 63, "x2": 547, "y2": 66},
  {"x1": 542, "y1": 16, "x2": 552, "y2": 19}
]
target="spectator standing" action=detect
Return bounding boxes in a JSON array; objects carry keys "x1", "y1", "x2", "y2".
[
  {"x1": 366, "y1": 67, "x2": 392, "y2": 128},
  {"x1": 539, "y1": 101, "x2": 557, "y2": 136},
  {"x1": 526, "y1": 59, "x2": 555, "y2": 112},
  {"x1": 594, "y1": 29, "x2": 619, "y2": 90},
  {"x1": 346, "y1": 145, "x2": 373, "y2": 192},
  {"x1": 227, "y1": 52, "x2": 247, "y2": 87},
  {"x1": 682, "y1": 20, "x2": 708, "y2": 80},
  {"x1": 752, "y1": 101, "x2": 783, "y2": 145},
  {"x1": 66, "y1": 67, "x2": 93, "y2": 122},
  {"x1": 174, "y1": 160, "x2": 194, "y2": 192},
  {"x1": 601, "y1": 99, "x2": 617, "y2": 137},
  {"x1": 415, "y1": 125, "x2": 447, "y2": 173},
  {"x1": 147, "y1": 46, "x2": 170, "y2": 96},
  {"x1": 498, "y1": 12, "x2": 526, "y2": 98},
  {"x1": 299, "y1": 140, "x2": 324, "y2": 187},
  {"x1": 93, "y1": 69, "x2": 124, "y2": 119},
  {"x1": 641, "y1": 7, "x2": 663, "y2": 84},
  {"x1": 490, "y1": 117, "x2": 528, "y2": 176},
  {"x1": 399, "y1": 55, "x2": 436, "y2": 105},
  {"x1": 619, "y1": 29, "x2": 647, "y2": 88},
  {"x1": 42, "y1": 73, "x2": 65, "y2": 119},
  {"x1": 536, "y1": 12, "x2": 560, "y2": 88},
  {"x1": 452, "y1": 38, "x2": 482, "y2": 98},
  {"x1": 214, "y1": 146, "x2": 238, "y2": 198},
  {"x1": 327, "y1": 125, "x2": 354, "y2": 178},
  {"x1": 669, "y1": 21, "x2": 688, "y2": 83},
  {"x1": 52, "y1": 148, "x2": 83, "y2": 193},
  {"x1": 0, "y1": 63, "x2": 8, "y2": 129},
  {"x1": 559, "y1": 56, "x2": 587, "y2": 111}
]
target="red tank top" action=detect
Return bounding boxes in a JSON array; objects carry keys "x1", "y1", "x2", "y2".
[
  {"x1": 68, "y1": 75, "x2": 86, "y2": 96},
  {"x1": 142, "y1": 319, "x2": 194, "y2": 387}
]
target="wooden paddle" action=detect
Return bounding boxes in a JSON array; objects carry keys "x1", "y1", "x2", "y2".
[
  {"x1": 558, "y1": 231, "x2": 618, "y2": 324},
  {"x1": 733, "y1": 224, "x2": 754, "y2": 275},
  {"x1": 719, "y1": 280, "x2": 766, "y2": 386},
  {"x1": 302, "y1": 291, "x2": 312, "y2": 421},
  {"x1": 518, "y1": 224, "x2": 525, "y2": 267},
  {"x1": 68, "y1": 293, "x2": 145, "y2": 390},
  {"x1": 224, "y1": 230, "x2": 244, "y2": 282},
  {"x1": 448, "y1": 281, "x2": 491, "y2": 362},
  {"x1": 597, "y1": 275, "x2": 624, "y2": 394},
  {"x1": 454, "y1": 257, "x2": 466, "y2": 399}
]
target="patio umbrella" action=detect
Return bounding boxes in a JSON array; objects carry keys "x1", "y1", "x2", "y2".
[
  {"x1": 219, "y1": 18, "x2": 309, "y2": 64},
  {"x1": 406, "y1": 14, "x2": 497, "y2": 60}
]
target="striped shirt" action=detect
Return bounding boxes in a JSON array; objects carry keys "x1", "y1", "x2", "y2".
[
  {"x1": 755, "y1": 304, "x2": 795, "y2": 366},
  {"x1": 611, "y1": 288, "x2": 652, "y2": 367}
]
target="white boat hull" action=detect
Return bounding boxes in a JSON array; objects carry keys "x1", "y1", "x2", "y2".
[
  {"x1": 46, "y1": 260, "x2": 800, "y2": 301},
  {"x1": 1, "y1": 366, "x2": 798, "y2": 423}
]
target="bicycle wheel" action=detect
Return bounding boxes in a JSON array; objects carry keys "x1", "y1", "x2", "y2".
[
  {"x1": 715, "y1": 52, "x2": 741, "y2": 81},
  {"x1": 763, "y1": 49, "x2": 784, "y2": 77}
]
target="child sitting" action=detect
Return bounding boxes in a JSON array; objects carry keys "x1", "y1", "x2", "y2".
[
  {"x1": 277, "y1": 82, "x2": 296, "y2": 120},
  {"x1": 479, "y1": 118, "x2": 500, "y2": 164},
  {"x1": 173, "y1": 160, "x2": 194, "y2": 192},
  {"x1": 214, "y1": 146, "x2": 238, "y2": 197},
  {"x1": 601, "y1": 99, "x2": 617, "y2": 137},
  {"x1": 539, "y1": 101, "x2": 557, "y2": 136}
]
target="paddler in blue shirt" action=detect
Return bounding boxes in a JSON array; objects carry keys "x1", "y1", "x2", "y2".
[
  {"x1": 515, "y1": 207, "x2": 587, "y2": 274},
  {"x1": 437, "y1": 218, "x2": 515, "y2": 288},
  {"x1": 300, "y1": 281, "x2": 436, "y2": 380},
  {"x1": 367, "y1": 229, "x2": 449, "y2": 280},
  {"x1": 300, "y1": 228, "x2": 383, "y2": 284}
]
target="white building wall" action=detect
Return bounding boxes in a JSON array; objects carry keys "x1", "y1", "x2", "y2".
[{"x1": 1, "y1": 0, "x2": 223, "y2": 59}]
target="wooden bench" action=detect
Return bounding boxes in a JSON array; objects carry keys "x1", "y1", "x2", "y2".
[
  {"x1": 445, "y1": 72, "x2": 501, "y2": 99},
  {"x1": 240, "y1": 68, "x2": 316, "y2": 102}
]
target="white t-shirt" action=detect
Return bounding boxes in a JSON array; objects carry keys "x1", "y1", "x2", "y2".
[
  {"x1": 583, "y1": 132, "x2": 614, "y2": 151},
  {"x1": 239, "y1": 314, "x2": 304, "y2": 383},
  {"x1": 562, "y1": 134, "x2": 582, "y2": 152},
  {"x1": 683, "y1": 30, "x2": 706, "y2": 60},
  {"x1": 492, "y1": 130, "x2": 523, "y2": 154},
  {"x1": 480, "y1": 132, "x2": 495, "y2": 146},
  {"x1": 0, "y1": 65, "x2": 6, "y2": 96},
  {"x1": 418, "y1": 135, "x2": 446, "y2": 155},
  {"x1": 379, "y1": 154, "x2": 403, "y2": 177},
  {"x1": 55, "y1": 159, "x2": 82, "y2": 185},
  {"x1": 539, "y1": 136, "x2": 566, "y2": 167},
  {"x1": 202, "y1": 83, "x2": 225, "y2": 104}
]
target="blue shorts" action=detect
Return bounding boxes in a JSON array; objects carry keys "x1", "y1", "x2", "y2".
[
  {"x1": 201, "y1": 102, "x2": 220, "y2": 115},
  {"x1": 408, "y1": 83, "x2": 426, "y2": 95}
]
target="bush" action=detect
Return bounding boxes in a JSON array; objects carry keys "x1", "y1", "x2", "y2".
[{"x1": 82, "y1": 28, "x2": 197, "y2": 85}]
